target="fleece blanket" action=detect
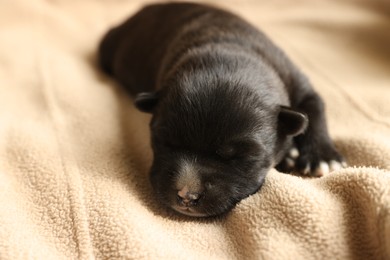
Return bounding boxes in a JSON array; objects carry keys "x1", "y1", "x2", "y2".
[{"x1": 0, "y1": 0, "x2": 389, "y2": 259}]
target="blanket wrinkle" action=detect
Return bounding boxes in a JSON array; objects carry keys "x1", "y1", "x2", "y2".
[
  {"x1": 0, "y1": 0, "x2": 389, "y2": 259},
  {"x1": 35, "y1": 4, "x2": 100, "y2": 252},
  {"x1": 269, "y1": 31, "x2": 390, "y2": 130},
  {"x1": 38, "y1": 51, "x2": 94, "y2": 259}
]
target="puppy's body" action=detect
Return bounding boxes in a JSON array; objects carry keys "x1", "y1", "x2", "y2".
[{"x1": 99, "y1": 3, "x2": 345, "y2": 217}]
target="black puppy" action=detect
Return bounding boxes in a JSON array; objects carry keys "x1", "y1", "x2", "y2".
[{"x1": 99, "y1": 2, "x2": 346, "y2": 217}]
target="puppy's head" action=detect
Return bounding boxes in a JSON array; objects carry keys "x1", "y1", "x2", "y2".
[{"x1": 135, "y1": 80, "x2": 307, "y2": 217}]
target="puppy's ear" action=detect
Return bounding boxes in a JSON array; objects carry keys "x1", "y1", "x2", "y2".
[
  {"x1": 135, "y1": 92, "x2": 159, "y2": 113},
  {"x1": 278, "y1": 106, "x2": 308, "y2": 136}
]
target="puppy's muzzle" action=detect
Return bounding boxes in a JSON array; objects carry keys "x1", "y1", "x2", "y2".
[{"x1": 177, "y1": 186, "x2": 202, "y2": 207}]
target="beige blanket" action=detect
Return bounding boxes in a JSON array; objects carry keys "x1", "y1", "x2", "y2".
[{"x1": 1, "y1": 0, "x2": 389, "y2": 259}]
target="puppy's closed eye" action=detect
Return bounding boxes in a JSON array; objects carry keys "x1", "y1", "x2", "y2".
[
  {"x1": 216, "y1": 146, "x2": 236, "y2": 159},
  {"x1": 217, "y1": 140, "x2": 263, "y2": 160}
]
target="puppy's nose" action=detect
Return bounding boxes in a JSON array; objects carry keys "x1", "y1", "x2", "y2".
[{"x1": 177, "y1": 186, "x2": 201, "y2": 206}]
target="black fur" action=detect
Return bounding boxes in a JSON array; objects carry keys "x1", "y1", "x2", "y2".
[{"x1": 98, "y1": 2, "x2": 344, "y2": 217}]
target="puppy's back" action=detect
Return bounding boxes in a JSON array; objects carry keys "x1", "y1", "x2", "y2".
[
  {"x1": 98, "y1": 3, "x2": 215, "y2": 94},
  {"x1": 98, "y1": 3, "x2": 301, "y2": 98}
]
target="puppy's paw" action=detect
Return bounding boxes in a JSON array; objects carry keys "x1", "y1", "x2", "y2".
[
  {"x1": 276, "y1": 144, "x2": 347, "y2": 177},
  {"x1": 276, "y1": 147, "x2": 300, "y2": 173},
  {"x1": 294, "y1": 143, "x2": 347, "y2": 177},
  {"x1": 301, "y1": 160, "x2": 347, "y2": 177}
]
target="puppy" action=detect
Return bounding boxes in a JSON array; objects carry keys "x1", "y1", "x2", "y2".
[{"x1": 98, "y1": 2, "x2": 346, "y2": 217}]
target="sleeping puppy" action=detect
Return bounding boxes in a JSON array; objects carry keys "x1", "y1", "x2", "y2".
[{"x1": 98, "y1": 2, "x2": 346, "y2": 217}]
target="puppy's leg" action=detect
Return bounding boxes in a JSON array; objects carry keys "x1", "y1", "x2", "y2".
[
  {"x1": 275, "y1": 62, "x2": 348, "y2": 175},
  {"x1": 291, "y1": 91, "x2": 346, "y2": 176},
  {"x1": 276, "y1": 89, "x2": 346, "y2": 176},
  {"x1": 252, "y1": 34, "x2": 346, "y2": 176}
]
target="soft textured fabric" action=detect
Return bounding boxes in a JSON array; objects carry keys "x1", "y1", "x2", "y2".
[{"x1": 0, "y1": 0, "x2": 389, "y2": 259}]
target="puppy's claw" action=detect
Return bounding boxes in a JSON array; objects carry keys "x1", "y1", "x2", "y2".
[
  {"x1": 314, "y1": 161, "x2": 329, "y2": 177},
  {"x1": 289, "y1": 148, "x2": 299, "y2": 159},
  {"x1": 285, "y1": 158, "x2": 295, "y2": 169},
  {"x1": 302, "y1": 164, "x2": 310, "y2": 175},
  {"x1": 329, "y1": 160, "x2": 342, "y2": 172}
]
